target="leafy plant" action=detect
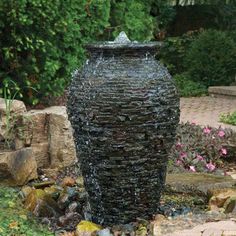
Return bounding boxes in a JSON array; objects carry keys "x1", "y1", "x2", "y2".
[
  {"x1": 220, "y1": 111, "x2": 236, "y2": 126},
  {"x1": 184, "y1": 29, "x2": 236, "y2": 87},
  {"x1": 109, "y1": 0, "x2": 155, "y2": 41},
  {"x1": 169, "y1": 123, "x2": 234, "y2": 173},
  {"x1": 174, "y1": 73, "x2": 207, "y2": 97},
  {"x1": 0, "y1": 186, "x2": 53, "y2": 236},
  {"x1": 0, "y1": 0, "x2": 110, "y2": 105},
  {"x1": 0, "y1": 80, "x2": 23, "y2": 149},
  {"x1": 159, "y1": 30, "x2": 201, "y2": 75}
]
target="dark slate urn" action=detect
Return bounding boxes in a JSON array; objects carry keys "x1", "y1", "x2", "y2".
[{"x1": 67, "y1": 32, "x2": 180, "y2": 225}]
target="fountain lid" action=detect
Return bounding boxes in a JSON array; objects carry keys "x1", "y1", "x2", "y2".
[{"x1": 86, "y1": 31, "x2": 162, "y2": 51}]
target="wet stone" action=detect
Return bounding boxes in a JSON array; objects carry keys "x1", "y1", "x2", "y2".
[{"x1": 67, "y1": 32, "x2": 180, "y2": 224}]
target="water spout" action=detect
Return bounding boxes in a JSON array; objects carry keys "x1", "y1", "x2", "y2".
[{"x1": 114, "y1": 31, "x2": 131, "y2": 44}]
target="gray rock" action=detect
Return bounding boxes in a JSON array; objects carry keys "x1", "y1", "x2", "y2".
[
  {"x1": 97, "y1": 228, "x2": 113, "y2": 236},
  {"x1": 166, "y1": 173, "x2": 236, "y2": 196}
]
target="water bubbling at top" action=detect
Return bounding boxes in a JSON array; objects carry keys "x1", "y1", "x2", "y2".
[{"x1": 114, "y1": 31, "x2": 131, "y2": 44}]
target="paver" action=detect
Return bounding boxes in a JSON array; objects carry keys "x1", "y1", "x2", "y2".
[
  {"x1": 180, "y1": 96, "x2": 236, "y2": 131},
  {"x1": 164, "y1": 220, "x2": 236, "y2": 236}
]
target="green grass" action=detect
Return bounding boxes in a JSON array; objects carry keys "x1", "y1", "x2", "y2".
[
  {"x1": 220, "y1": 111, "x2": 236, "y2": 126},
  {"x1": 0, "y1": 186, "x2": 53, "y2": 236}
]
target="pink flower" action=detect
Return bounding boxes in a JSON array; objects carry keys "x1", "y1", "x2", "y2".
[
  {"x1": 180, "y1": 152, "x2": 187, "y2": 159},
  {"x1": 220, "y1": 148, "x2": 227, "y2": 156},
  {"x1": 206, "y1": 162, "x2": 216, "y2": 172},
  {"x1": 196, "y1": 154, "x2": 204, "y2": 161},
  {"x1": 176, "y1": 160, "x2": 182, "y2": 166},
  {"x1": 189, "y1": 166, "x2": 196, "y2": 172},
  {"x1": 203, "y1": 127, "x2": 211, "y2": 134},
  {"x1": 176, "y1": 142, "x2": 184, "y2": 149},
  {"x1": 218, "y1": 130, "x2": 225, "y2": 137}
]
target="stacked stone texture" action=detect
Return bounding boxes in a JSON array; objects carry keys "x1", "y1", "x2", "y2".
[{"x1": 67, "y1": 45, "x2": 180, "y2": 224}]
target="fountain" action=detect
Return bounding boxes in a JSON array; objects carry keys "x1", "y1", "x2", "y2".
[{"x1": 67, "y1": 32, "x2": 180, "y2": 225}]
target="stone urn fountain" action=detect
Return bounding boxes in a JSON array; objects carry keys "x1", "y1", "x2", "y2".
[{"x1": 67, "y1": 32, "x2": 180, "y2": 225}]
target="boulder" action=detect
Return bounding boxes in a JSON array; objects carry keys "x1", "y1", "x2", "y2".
[
  {"x1": 31, "y1": 143, "x2": 49, "y2": 168},
  {"x1": 46, "y1": 106, "x2": 76, "y2": 168},
  {"x1": 1, "y1": 102, "x2": 76, "y2": 173},
  {"x1": 24, "y1": 189, "x2": 62, "y2": 217},
  {"x1": 0, "y1": 148, "x2": 38, "y2": 185},
  {"x1": 23, "y1": 106, "x2": 76, "y2": 169},
  {"x1": 0, "y1": 98, "x2": 26, "y2": 143},
  {"x1": 208, "y1": 188, "x2": 236, "y2": 213}
]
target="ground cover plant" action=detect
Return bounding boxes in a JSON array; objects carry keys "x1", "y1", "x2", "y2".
[
  {"x1": 173, "y1": 73, "x2": 207, "y2": 97},
  {"x1": 0, "y1": 186, "x2": 53, "y2": 236},
  {"x1": 220, "y1": 111, "x2": 236, "y2": 126},
  {"x1": 169, "y1": 122, "x2": 235, "y2": 173}
]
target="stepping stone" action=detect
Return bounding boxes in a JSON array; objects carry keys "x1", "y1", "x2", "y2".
[
  {"x1": 166, "y1": 173, "x2": 236, "y2": 196},
  {"x1": 209, "y1": 86, "x2": 236, "y2": 99}
]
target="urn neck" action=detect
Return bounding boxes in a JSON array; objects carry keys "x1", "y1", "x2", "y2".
[
  {"x1": 86, "y1": 46, "x2": 161, "y2": 59},
  {"x1": 86, "y1": 32, "x2": 162, "y2": 59}
]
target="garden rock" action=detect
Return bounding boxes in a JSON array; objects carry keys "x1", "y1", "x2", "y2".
[
  {"x1": 208, "y1": 188, "x2": 236, "y2": 213},
  {"x1": 0, "y1": 98, "x2": 26, "y2": 142},
  {"x1": 47, "y1": 106, "x2": 76, "y2": 168},
  {"x1": 62, "y1": 176, "x2": 76, "y2": 187},
  {"x1": 58, "y1": 212, "x2": 81, "y2": 227},
  {"x1": 97, "y1": 228, "x2": 113, "y2": 236},
  {"x1": 24, "y1": 106, "x2": 76, "y2": 169},
  {"x1": 57, "y1": 187, "x2": 79, "y2": 210},
  {"x1": 0, "y1": 147, "x2": 37, "y2": 185},
  {"x1": 25, "y1": 189, "x2": 62, "y2": 217},
  {"x1": 31, "y1": 143, "x2": 50, "y2": 168},
  {"x1": 166, "y1": 173, "x2": 236, "y2": 196},
  {"x1": 75, "y1": 221, "x2": 102, "y2": 236}
]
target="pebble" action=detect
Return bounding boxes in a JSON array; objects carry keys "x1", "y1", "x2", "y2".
[{"x1": 97, "y1": 228, "x2": 113, "y2": 236}]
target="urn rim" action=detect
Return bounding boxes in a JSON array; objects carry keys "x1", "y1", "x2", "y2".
[{"x1": 85, "y1": 41, "x2": 163, "y2": 51}]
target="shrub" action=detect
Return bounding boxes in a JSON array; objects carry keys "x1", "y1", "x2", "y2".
[
  {"x1": 169, "y1": 123, "x2": 234, "y2": 173},
  {"x1": 159, "y1": 30, "x2": 201, "y2": 75},
  {"x1": 0, "y1": 0, "x2": 110, "y2": 105},
  {"x1": 109, "y1": 0, "x2": 155, "y2": 41},
  {"x1": 174, "y1": 73, "x2": 207, "y2": 97},
  {"x1": 184, "y1": 30, "x2": 236, "y2": 87},
  {"x1": 220, "y1": 111, "x2": 236, "y2": 126}
]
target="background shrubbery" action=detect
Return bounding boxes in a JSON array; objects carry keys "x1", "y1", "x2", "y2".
[
  {"x1": 184, "y1": 30, "x2": 236, "y2": 87},
  {"x1": 0, "y1": 1, "x2": 236, "y2": 104},
  {"x1": 0, "y1": 0, "x2": 110, "y2": 105}
]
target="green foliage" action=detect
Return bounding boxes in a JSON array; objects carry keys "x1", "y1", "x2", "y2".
[
  {"x1": 0, "y1": 186, "x2": 53, "y2": 235},
  {"x1": 0, "y1": 0, "x2": 110, "y2": 105},
  {"x1": 220, "y1": 111, "x2": 236, "y2": 126},
  {"x1": 1, "y1": 80, "x2": 23, "y2": 149},
  {"x1": 214, "y1": 4, "x2": 236, "y2": 30},
  {"x1": 184, "y1": 30, "x2": 236, "y2": 87},
  {"x1": 159, "y1": 30, "x2": 201, "y2": 75},
  {"x1": 151, "y1": 0, "x2": 176, "y2": 33},
  {"x1": 108, "y1": 0, "x2": 176, "y2": 41},
  {"x1": 174, "y1": 73, "x2": 207, "y2": 97},
  {"x1": 227, "y1": 30, "x2": 236, "y2": 43},
  {"x1": 109, "y1": 0, "x2": 155, "y2": 41}
]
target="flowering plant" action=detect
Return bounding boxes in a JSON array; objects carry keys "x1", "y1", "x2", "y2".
[{"x1": 169, "y1": 122, "x2": 234, "y2": 173}]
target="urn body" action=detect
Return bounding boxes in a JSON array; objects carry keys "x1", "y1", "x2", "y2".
[{"x1": 67, "y1": 44, "x2": 180, "y2": 224}]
